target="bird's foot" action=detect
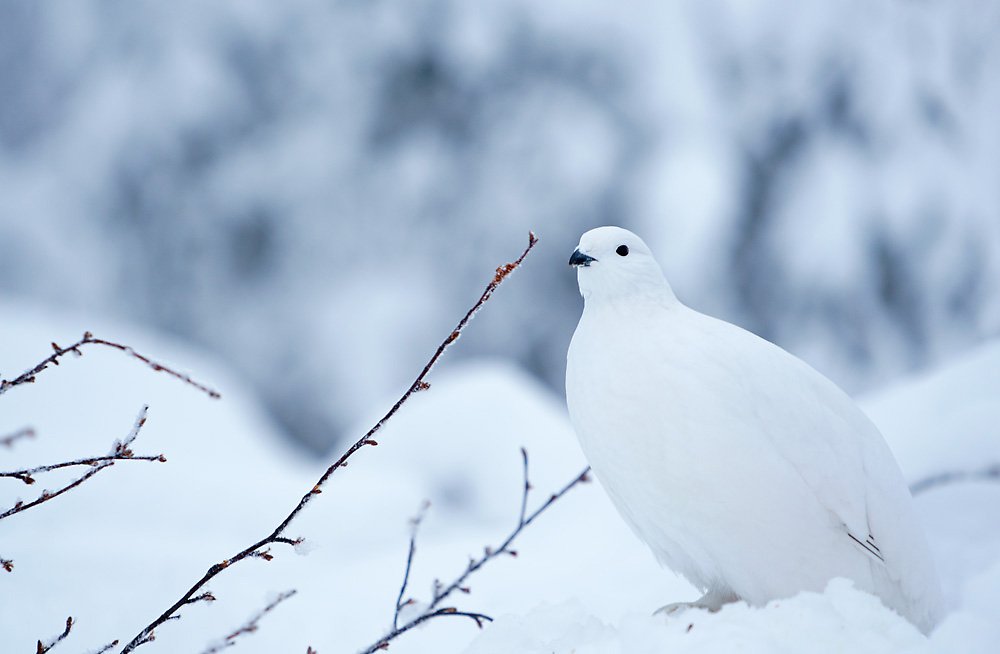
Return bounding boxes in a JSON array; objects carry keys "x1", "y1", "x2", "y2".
[
  {"x1": 654, "y1": 590, "x2": 740, "y2": 618},
  {"x1": 653, "y1": 602, "x2": 701, "y2": 617}
]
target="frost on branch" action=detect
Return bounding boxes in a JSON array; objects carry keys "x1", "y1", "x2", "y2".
[
  {"x1": 35, "y1": 616, "x2": 74, "y2": 654},
  {"x1": 293, "y1": 538, "x2": 317, "y2": 557}
]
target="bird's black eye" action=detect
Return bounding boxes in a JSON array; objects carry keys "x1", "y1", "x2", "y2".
[{"x1": 616, "y1": 245, "x2": 629, "y2": 257}]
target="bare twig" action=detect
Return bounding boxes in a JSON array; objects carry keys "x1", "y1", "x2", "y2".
[
  {"x1": 1, "y1": 452, "x2": 165, "y2": 486},
  {"x1": 911, "y1": 463, "x2": 1000, "y2": 495},
  {"x1": 360, "y1": 451, "x2": 591, "y2": 654},
  {"x1": 366, "y1": 608, "x2": 493, "y2": 652},
  {"x1": 199, "y1": 590, "x2": 297, "y2": 654},
  {"x1": 91, "y1": 641, "x2": 120, "y2": 654},
  {"x1": 36, "y1": 616, "x2": 74, "y2": 654},
  {"x1": 117, "y1": 232, "x2": 538, "y2": 653},
  {"x1": 429, "y1": 455, "x2": 591, "y2": 613},
  {"x1": 0, "y1": 407, "x2": 160, "y2": 521},
  {"x1": 393, "y1": 501, "x2": 430, "y2": 631},
  {"x1": 0, "y1": 461, "x2": 110, "y2": 522},
  {"x1": 0, "y1": 333, "x2": 220, "y2": 399},
  {"x1": 1, "y1": 427, "x2": 34, "y2": 449}
]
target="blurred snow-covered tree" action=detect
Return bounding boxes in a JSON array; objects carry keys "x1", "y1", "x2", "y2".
[{"x1": 1, "y1": 0, "x2": 997, "y2": 452}]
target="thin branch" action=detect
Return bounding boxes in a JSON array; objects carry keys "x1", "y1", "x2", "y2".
[
  {"x1": 36, "y1": 616, "x2": 74, "y2": 654},
  {"x1": 199, "y1": 590, "x2": 297, "y2": 654},
  {"x1": 517, "y1": 447, "x2": 530, "y2": 528},
  {"x1": 393, "y1": 501, "x2": 430, "y2": 631},
  {"x1": 117, "y1": 232, "x2": 538, "y2": 654},
  {"x1": 186, "y1": 592, "x2": 217, "y2": 606},
  {"x1": 360, "y1": 454, "x2": 591, "y2": 654},
  {"x1": 1, "y1": 452, "x2": 166, "y2": 485},
  {"x1": 911, "y1": 463, "x2": 1000, "y2": 495},
  {"x1": 429, "y1": 462, "x2": 592, "y2": 613},
  {"x1": 0, "y1": 333, "x2": 220, "y2": 399},
  {"x1": 0, "y1": 407, "x2": 159, "y2": 521},
  {"x1": 366, "y1": 609, "x2": 492, "y2": 652},
  {"x1": 1, "y1": 427, "x2": 34, "y2": 573},
  {"x1": 0, "y1": 461, "x2": 110, "y2": 522},
  {"x1": 1, "y1": 427, "x2": 34, "y2": 449},
  {"x1": 91, "y1": 641, "x2": 120, "y2": 654}
]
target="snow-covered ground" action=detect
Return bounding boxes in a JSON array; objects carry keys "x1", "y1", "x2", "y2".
[{"x1": 1, "y1": 298, "x2": 998, "y2": 653}]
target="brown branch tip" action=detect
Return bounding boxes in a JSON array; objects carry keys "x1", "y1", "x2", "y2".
[{"x1": 36, "y1": 616, "x2": 74, "y2": 654}]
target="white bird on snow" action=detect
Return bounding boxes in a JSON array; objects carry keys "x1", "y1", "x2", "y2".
[{"x1": 565, "y1": 226, "x2": 944, "y2": 634}]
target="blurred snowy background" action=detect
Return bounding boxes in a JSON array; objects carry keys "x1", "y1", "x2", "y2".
[
  {"x1": 2, "y1": 0, "x2": 999, "y2": 454},
  {"x1": 3, "y1": 2, "x2": 1000, "y2": 651}
]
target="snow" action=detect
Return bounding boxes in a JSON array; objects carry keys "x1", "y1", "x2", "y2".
[
  {"x1": 861, "y1": 341, "x2": 1000, "y2": 485},
  {"x1": 466, "y1": 580, "x2": 932, "y2": 654},
  {"x1": 1, "y1": 298, "x2": 999, "y2": 653}
]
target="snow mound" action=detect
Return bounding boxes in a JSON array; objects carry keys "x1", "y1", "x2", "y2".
[{"x1": 466, "y1": 579, "x2": 931, "y2": 654}]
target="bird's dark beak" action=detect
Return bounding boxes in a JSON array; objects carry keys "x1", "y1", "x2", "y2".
[{"x1": 569, "y1": 249, "x2": 597, "y2": 267}]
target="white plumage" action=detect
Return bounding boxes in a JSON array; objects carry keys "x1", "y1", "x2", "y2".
[{"x1": 565, "y1": 226, "x2": 944, "y2": 634}]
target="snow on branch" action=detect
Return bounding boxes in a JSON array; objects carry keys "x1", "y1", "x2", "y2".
[
  {"x1": 361, "y1": 450, "x2": 591, "y2": 654},
  {"x1": 36, "y1": 616, "x2": 74, "y2": 654},
  {"x1": 0, "y1": 406, "x2": 161, "y2": 525},
  {"x1": 199, "y1": 590, "x2": 297, "y2": 654},
  {"x1": 0, "y1": 333, "x2": 220, "y2": 399},
  {"x1": 116, "y1": 232, "x2": 538, "y2": 654}
]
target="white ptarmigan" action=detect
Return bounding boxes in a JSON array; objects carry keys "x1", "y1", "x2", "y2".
[{"x1": 565, "y1": 226, "x2": 944, "y2": 634}]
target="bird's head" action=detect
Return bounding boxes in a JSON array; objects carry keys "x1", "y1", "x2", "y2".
[{"x1": 569, "y1": 226, "x2": 673, "y2": 302}]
